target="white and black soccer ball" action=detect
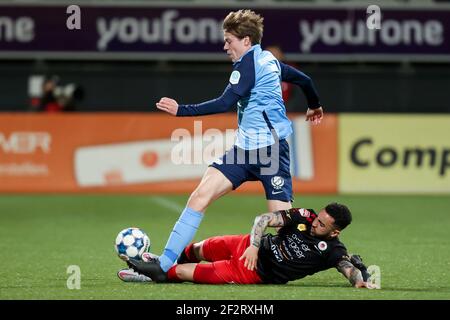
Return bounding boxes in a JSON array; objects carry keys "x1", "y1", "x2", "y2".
[{"x1": 115, "y1": 227, "x2": 150, "y2": 260}]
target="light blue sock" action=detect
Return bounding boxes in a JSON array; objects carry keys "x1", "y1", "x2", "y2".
[{"x1": 159, "y1": 207, "x2": 204, "y2": 272}]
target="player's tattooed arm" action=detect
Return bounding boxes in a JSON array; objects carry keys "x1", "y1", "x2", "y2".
[
  {"x1": 250, "y1": 212, "x2": 285, "y2": 248},
  {"x1": 337, "y1": 259, "x2": 365, "y2": 287}
]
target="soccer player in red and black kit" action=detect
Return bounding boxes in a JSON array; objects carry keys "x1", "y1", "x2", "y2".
[{"x1": 121, "y1": 203, "x2": 377, "y2": 289}]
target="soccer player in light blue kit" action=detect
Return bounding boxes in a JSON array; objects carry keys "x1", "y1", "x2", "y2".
[{"x1": 147, "y1": 9, "x2": 324, "y2": 282}]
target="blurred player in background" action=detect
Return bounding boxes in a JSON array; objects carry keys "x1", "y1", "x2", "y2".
[
  {"x1": 154, "y1": 9, "x2": 324, "y2": 275},
  {"x1": 30, "y1": 75, "x2": 83, "y2": 112},
  {"x1": 121, "y1": 202, "x2": 377, "y2": 289}
]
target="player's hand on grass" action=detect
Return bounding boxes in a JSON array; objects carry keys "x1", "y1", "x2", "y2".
[
  {"x1": 156, "y1": 97, "x2": 179, "y2": 115},
  {"x1": 354, "y1": 281, "x2": 380, "y2": 289},
  {"x1": 305, "y1": 106, "x2": 323, "y2": 125},
  {"x1": 239, "y1": 245, "x2": 259, "y2": 271}
]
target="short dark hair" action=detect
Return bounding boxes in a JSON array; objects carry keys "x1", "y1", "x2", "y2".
[{"x1": 325, "y1": 203, "x2": 352, "y2": 230}]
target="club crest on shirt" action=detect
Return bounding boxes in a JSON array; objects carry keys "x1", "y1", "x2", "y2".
[
  {"x1": 318, "y1": 241, "x2": 327, "y2": 251},
  {"x1": 297, "y1": 224, "x2": 307, "y2": 232},
  {"x1": 229, "y1": 70, "x2": 241, "y2": 84},
  {"x1": 271, "y1": 176, "x2": 284, "y2": 189}
]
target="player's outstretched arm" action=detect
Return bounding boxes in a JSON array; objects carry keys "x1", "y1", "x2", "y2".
[
  {"x1": 336, "y1": 259, "x2": 378, "y2": 289},
  {"x1": 250, "y1": 211, "x2": 286, "y2": 246},
  {"x1": 279, "y1": 62, "x2": 323, "y2": 125},
  {"x1": 239, "y1": 211, "x2": 285, "y2": 270},
  {"x1": 156, "y1": 86, "x2": 240, "y2": 117}
]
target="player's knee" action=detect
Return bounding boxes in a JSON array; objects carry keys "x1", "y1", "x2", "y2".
[{"x1": 188, "y1": 189, "x2": 212, "y2": 212}]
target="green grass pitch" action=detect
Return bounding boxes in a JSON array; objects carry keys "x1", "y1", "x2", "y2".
[{"x1": 0, "y1": 194, "x2": 449, "y2": 300}]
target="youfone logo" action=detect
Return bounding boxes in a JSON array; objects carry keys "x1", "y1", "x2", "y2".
[
  {"x1": 96, "y1": 10, "x2": 223, "y2": 50},
  {"x1": 298, "y1": 18, "x2": 443, "y2": 53},
  {"x1": 0, "y1": 16, "x2": 35, "y2": 43}
]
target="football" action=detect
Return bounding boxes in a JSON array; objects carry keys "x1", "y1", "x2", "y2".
[{"x1": 114, "y1": 227, "x2": 150, "y2": 260}]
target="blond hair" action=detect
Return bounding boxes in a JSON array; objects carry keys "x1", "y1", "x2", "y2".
[{"x1": 223, "y1": 9, "x2": 264, "y2": 45}]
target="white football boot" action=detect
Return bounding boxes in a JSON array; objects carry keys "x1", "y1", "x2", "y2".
[{"x1": 117, "y1": 268, "x2": 152, "y2": 283}]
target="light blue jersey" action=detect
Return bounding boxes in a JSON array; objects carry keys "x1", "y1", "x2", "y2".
[
  {"x1": 230, "y1": 45, "x2": 292, "y2": 150},
  {"x1": 177, "y1": 45, "x2": 321, "y2": 150}
]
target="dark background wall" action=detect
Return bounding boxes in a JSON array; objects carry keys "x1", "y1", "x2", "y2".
[{"x1": 1, "y1": 60, "x2": 449, "y2": 113}]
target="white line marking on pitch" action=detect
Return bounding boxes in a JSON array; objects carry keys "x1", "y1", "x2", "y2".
[{"x1": 150, "y1": 196, "x2": 184, "y2": 213}]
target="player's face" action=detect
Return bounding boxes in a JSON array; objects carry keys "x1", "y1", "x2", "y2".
[
  {"x1": 310, "y1": 210, "x2": 340, "y2": 239},
  {"x1": 223, "y1": 32, "x2": 251, "y2": 62}
]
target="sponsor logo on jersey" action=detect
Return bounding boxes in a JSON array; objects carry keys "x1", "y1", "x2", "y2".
[
  {"x1": 229, "y1": 70, "x2": 241, "y2": 84},
  {"x1": 301, "y1": 244, "x2": 311, "y2": 252},
  {"x1": 270, "y1": 244, "x2": 283, "y2": 262},
  {"x1": 299, "y1": 208, "x2": 311, "y2": 218}
]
